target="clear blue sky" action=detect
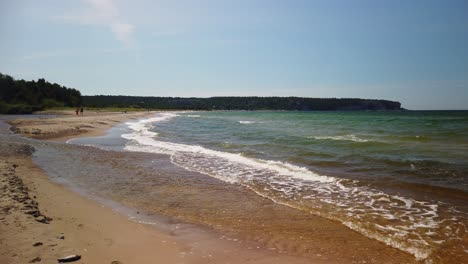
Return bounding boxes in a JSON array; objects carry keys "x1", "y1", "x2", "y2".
[{"x1": 1, "y1": 0, "x2": 467, "y2": 110}]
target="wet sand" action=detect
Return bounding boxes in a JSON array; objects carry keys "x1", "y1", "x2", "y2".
[
  {"x1": 0, "y1": 149, "x2": 184, "y2": 263},
  {"x1": 1, "y1": 111, "x2": 420, "y2": 263}
]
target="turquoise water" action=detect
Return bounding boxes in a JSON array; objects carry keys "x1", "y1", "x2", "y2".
[
  {"x1": 155, "y1": 111, "x2": 468, "y2": 191},
  {"x1": 120, "y1": 110, "x2": 468, "y2": 262}
]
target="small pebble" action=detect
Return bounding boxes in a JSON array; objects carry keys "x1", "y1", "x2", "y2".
[{"x1": 29, "y1": 257, "x2": 41, "y2": 263}]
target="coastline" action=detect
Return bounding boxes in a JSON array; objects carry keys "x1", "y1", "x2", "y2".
[
  {"x1": 1, "y1": 111, "x2": 187, "y2": 263},
  {"x1": 0, "y1": 111, "x2": 321, "y2": 264},
  {"x1": 0, "y1": 111, "x2": 418, "y2": 263}
]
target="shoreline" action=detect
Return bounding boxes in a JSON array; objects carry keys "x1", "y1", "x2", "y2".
[
  {"x1": 1, "y1": 111, "x2": 190, "y2": 263},
  {"x1": 1, "y1": 111, "x2": 320, "y2": 264},
  {"x1": 1, "y1": 111, "x2": 418, "y2": 263}
]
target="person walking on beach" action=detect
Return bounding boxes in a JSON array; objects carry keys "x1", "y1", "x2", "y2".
[
  {"x1": 75, "y1": 108, "x2": 79, "y2": 116},
  {"x1": 80, "y1": 107, "x2": 84, "y2": 116}
]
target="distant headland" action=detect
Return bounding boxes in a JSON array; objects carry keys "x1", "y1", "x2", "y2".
[
  {"x1": 83, "y1": 95, "x2": 402, "y2": 111},
  {"x1": 1, "y1": 73, "x2": 402, "y2": 113}
]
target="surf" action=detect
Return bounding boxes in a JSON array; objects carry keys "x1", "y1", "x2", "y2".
[{"x1": 120, "y1": 112, "x2": 467, "y2": 262}]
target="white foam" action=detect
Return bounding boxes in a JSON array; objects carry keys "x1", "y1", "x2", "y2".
[
  {"x1": 123, "y1": 113, "x2": 334, "y2": 184},
  {"x1": 309, "y1": 134, "x2": 369, "y2": 142},
  {"x1": 239, "y1": 121, "x2": 255, "y2": 124},
  {"x1": 122, "y1": 113, "x2": 177, "y2": 141}
]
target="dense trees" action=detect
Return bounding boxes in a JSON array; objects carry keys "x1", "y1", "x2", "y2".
[
  {"x1": 83, "y1": 95, "x2": 402, "y2": 111},
  {"x1": 0, "y1": 73, "x2": 82, "y2": 114}
]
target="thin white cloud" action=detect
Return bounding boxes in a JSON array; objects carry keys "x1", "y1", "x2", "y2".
[
  {"x1": 111, "y1": 22, "x2": 134, "y2": 46},
  {"x1": 58, "y1": 0, "x2": 134, "y2": 46},
  {"x1": 84, "y1": 0, "x2": 118, "y2": 17}
]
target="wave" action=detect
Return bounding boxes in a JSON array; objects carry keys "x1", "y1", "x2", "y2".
[
  {"x1": 239, "y1": 120, "x2": 256, "y2": 124},
  {"x1": 121, "y1": 113, "x2": 465, "y2": 262},
  {"x1": 384, "y1": 135, "x2": 432, "y2": 142},
  {"x1": 308, "y1": 134, "x2": 370, "y2": 143},
  {"x1": 123, "y1": 114, "x2": 333, "y2": 184}
]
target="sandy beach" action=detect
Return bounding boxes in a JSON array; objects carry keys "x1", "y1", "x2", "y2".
[
  {"x1": 7, "y1": 111, "x2": 155, "y2": 141},
  {"x1": 0, "y1": 111, "x2": 419, "y2": 264},
  {"x1": 0, "y1": 148, "x2": 186, "y2": 263}
]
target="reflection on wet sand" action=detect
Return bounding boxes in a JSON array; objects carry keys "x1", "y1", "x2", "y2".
[{"x1": 34, "y1": 142, "x2": 417, "y2": 263}]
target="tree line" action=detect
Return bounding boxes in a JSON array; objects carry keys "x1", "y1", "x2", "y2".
[
  {"x1": 0, "y1": 73, "x2": 82, "y2": 114},
  {"x1": 83, "y1": 95, "x2": 402, "y2": 111},
  {"x1": 0, "y1": 72, "x2": 402, "y2": 114}
]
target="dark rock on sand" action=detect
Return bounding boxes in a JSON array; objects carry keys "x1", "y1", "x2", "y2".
[
  {"x1": 35, "y1": 215, "x2": 49, "y2": 224},
  {"x1": 25, "y1": 208, "x2": 40, "y2": 216},
  {"x1": 29, "y1": 257, "x2": 41, "y2": 263}
]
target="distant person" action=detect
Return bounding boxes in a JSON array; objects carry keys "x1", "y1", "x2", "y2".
[
  {"x1": 75, "y1": 108, "x2": 79, "y2": 116},
  {"x1": 80, "y1": 107, "x2": 83, "y2": 116}
]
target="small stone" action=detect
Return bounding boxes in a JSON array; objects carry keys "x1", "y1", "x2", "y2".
[
  {"x1": 35, "y1": 216, "x2": 49, "y2": 224},
  {"x1": 111, "y1": 261, "x2": 123, "y2": 264},
  {"x1": 29, "y1": 257, "x2": 41, "y2": 263},
  {"x1": 33, "y1": 242, "x2": 43, "y2": 247},
  {"x1": 25, "y1": 209, "x2": 40, "y2": 216},
  {"x1": 58, "y1": 233, "x2": 65, "y2": 239}
]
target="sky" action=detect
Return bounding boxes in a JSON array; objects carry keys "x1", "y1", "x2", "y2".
[{"x1": 1, "y1": 0, "x2": 467, "y2": 110}]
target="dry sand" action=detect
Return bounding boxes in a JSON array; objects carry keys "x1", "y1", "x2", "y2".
[
  {"x1": 1, "y1": 111, "x2": 322, "y2": 264},
  {"x1": 8, "y1": 110, "x2": 154, "y2": 141}
]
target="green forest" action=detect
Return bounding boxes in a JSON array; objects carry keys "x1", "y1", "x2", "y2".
[
  {"x1": 0, "y1": 73, "x2": 82, "y2": 114},
  {"x1": 83, "y1": 95, "x2": 402, "y2": 111}
]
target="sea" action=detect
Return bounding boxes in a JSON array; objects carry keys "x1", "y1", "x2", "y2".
[{"x1": 36, "y1": 110, "x2": 468, "y2": 263}]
